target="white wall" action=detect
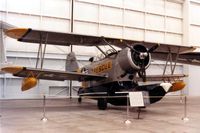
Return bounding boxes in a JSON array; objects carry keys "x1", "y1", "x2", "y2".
[
  {"x1": 187, "y1": 0, "x2": 200, "y2": 96},
  {"x1": 0, "y1": 0, "x2": 184, "y2": 53},
  {"x1": 74, "y1": 0, "x2": 183, "y2": 44}
]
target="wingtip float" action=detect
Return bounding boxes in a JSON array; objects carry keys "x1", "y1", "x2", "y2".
[
  {"x1": 21, "y1": 77, "x2": 37, "y2": 91},
  {"x1": 169, "y1": 81, "x2": 186, "y2": 92},
  {"x1": 1, "y1": 66, "x2": 38, "y2": 91}
]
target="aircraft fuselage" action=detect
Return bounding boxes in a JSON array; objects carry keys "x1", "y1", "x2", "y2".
[{"x1": 78, "y1": 46, "x2": 170, "y2": 109}]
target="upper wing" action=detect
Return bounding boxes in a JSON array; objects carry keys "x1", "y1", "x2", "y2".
[
  {"x1": 1, "y1": 66, "x2": 107, "y2": 81},
  {"x1": 6, "y1": 28, "x2": 104, "y2": 46},
  {"x1": 5, "y1": 28, "x2": 197, "y2": 54},
  {"x1": 5, "y1": 28, "x2": 200, "y2": 65}
]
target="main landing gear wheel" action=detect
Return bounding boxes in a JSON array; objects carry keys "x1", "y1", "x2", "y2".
[{"x1": 97, "y1": 98, "x2": 107, "y2": 110}]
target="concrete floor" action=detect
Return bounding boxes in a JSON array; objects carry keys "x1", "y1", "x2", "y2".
[{"x1": 0, "y1": 96, "x2": 200, "y2": 133}]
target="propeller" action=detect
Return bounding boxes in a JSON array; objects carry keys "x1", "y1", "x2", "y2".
[
  {"x1": 148, "y1": 43, "x2": 160, "y2": 53},
  {"x1": 128, "y1": 43, "x2": 160, "y2": 82}
]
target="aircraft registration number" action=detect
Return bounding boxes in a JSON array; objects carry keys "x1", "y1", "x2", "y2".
[{"x1": 93, "y1": 61, "x2": 112, "y2": 73}]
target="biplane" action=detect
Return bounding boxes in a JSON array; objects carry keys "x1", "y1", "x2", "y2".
[{"x1": 1, "y1": 28, "x2": 200, "y2": 109}]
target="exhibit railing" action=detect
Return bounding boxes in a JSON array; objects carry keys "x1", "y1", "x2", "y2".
[
  {"x1": 39, "y1": 94, "x2": 189, "y2": 124},
  {"x1": 0, "y1": 94, "x2": 190, "y2": 124}
]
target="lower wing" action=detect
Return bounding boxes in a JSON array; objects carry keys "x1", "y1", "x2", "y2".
[{"x1": 1, "y1": 66, "x2": 107, "y2": 91}]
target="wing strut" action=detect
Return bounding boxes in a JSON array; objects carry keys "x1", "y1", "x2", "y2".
[
  {"x1": 95, "y1": 37, "x2": 119, "y2": 58},
  {"x1": 35, "y1": 32, "x2": 48, "y2": 69},
  {"x1": 96, "y1": 45, "x2": 107, "y2": 57},
  {"x1": 162, "y1": 47, "x2": 181, "y2": 81},
  {"x1": 101, "y1": 38, "x2": 118, "y2": 53}
]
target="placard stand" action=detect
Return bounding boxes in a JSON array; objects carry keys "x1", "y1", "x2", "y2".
[
  {"x1": 124, "y1": 95, "x2": 131, "y2": 124},
  {"x1": 124, "y1": 92, "x2": 146, "y2": 124},
  {"x1": 137, "y1": 107, "x2": 141, "y2": 119}
]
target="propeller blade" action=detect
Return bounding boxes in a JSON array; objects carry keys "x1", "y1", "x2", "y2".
[
  {"x1": 125, "y1": 44, "x2": 140, "y2": 54},
  {"x1": 148, "y1": 43, "x2": 160, "y2": 53}
]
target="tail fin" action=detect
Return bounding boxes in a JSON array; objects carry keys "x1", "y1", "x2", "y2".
[{"x1": 65, "y1": 52, "x2": 79, "y2": 72}]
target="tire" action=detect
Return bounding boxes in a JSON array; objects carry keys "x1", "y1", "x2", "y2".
[{"x1": 97, "y1": 98, "x2": 107, "y2": 110}]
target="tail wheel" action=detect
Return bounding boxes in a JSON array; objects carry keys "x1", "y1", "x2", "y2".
[{"x1": 97, "y1": 98, "x2": 107, "y2": 110}]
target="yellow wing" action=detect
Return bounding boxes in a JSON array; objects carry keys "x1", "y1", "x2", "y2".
[{"x1": 1, "y1": 66, "x2": 107, "y2": 91}]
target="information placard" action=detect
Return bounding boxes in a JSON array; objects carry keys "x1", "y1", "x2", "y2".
[{"x1": 129, "y1": 92, "x2": 144, "y2": 107}]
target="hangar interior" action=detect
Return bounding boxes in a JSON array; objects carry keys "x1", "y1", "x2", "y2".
[
  {"x1": 1, "y1": 0, "x2": 200, "y2": 133},
  {"x1": 0, "y1": 0, "x2": 200, "y2": 98},
  {"x1": 1, "y1": 0, "x2": 200, "y2": 98}
]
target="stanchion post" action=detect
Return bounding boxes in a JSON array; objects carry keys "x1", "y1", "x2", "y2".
[
  {"x1": 180, "y1": 90, "x2": 184, "y2": 103},
  {"x1": 124, "y1": 95, "x2": 131, "y2": 124},
  {"x1": 182, "y1": 95, "x2": 189, "y2": 122},
  {"x1": 0, "y1": 101, "x2": 1, "y2": 118},
  {"x1": 41, "y1": 95, "x2": 48, "y2": 122}
]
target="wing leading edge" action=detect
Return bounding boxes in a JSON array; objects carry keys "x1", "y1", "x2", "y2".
[{"x1": 1, "y1": 66, "x2": 107, "y2": 81}]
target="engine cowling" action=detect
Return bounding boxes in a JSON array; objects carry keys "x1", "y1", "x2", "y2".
[{"x1": 118, "y1": 45, "x2": 151, "y2": 73}]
